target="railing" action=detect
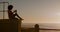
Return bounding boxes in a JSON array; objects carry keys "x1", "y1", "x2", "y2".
[
  {"x1": 21, "y1": 24, "x2": 60, "y2": 32},
  {"x1": 0, "y1": 2, "x2": 9, "y2": 19}
]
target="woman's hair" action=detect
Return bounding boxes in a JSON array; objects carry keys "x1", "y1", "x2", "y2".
[{"x1": 8, "y1": 5, "x2": 13, "y2": 10}]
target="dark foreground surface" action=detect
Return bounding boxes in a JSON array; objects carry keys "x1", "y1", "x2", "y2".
[{"x1": 0, "y1": 19, "x2": 18, "y2": 32}]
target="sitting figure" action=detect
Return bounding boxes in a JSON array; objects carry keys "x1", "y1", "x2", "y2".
[
  {"x1": 13, "y1": 10, "x2": 23, "y2": 20},
  {"x1": 8, "y1": 5, "x2": 23, "y2": 20}
]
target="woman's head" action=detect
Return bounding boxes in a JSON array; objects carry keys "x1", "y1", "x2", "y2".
[{"x1": 8, "y1": 5, "x2": 13, "y2": 10}]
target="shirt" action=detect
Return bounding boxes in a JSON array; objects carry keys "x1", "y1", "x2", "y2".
[{"x1": 8, "y1": 10, "x2": 15, "y2": 19}]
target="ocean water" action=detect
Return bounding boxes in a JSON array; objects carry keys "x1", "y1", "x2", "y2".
[{"x1": 40, "y1": 30, "x2": 60, "y2": 32}]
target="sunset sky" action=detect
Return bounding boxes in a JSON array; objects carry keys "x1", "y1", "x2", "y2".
[{"x1": 1, "y1": 0, "x2": 60, "y2": 23}]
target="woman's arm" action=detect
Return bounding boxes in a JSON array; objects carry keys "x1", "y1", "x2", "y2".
[
  {"x1": 15, "y1": 13, "x2": 24, "y2": 20},
  {"x1": 13, "y1": 10, "x2": 24, "y2": 20}
]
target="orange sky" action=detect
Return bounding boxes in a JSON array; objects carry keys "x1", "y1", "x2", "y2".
[{"x1": 1, "y1": 0, "x2": 60, "y2": 23}]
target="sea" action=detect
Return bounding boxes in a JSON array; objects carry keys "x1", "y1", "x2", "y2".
[{"x1": 40, "y1": 30, "x2": 60, "y2": 32}]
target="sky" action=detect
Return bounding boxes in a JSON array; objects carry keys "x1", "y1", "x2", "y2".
[{"x1": 1, "y1": 0, "x2": 60, "y2": 23}]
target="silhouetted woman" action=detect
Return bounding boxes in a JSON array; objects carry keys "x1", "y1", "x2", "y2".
[{"x1": 8, "y1": 5, "x2": 23, "y2": 20}]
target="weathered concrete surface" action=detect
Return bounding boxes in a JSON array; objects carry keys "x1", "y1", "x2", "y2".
[{"x1": 0, "y1": 19, "x2": 21, "y2": 32}]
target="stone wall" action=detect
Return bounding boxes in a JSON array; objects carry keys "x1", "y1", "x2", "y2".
[{"x1": 0, "y1": 19, "x2": 21, "y2": 32}]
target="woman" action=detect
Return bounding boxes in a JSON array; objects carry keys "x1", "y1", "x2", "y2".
[{"x1": 8, "y1": 5, "x2": 23, "y2": 20}]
